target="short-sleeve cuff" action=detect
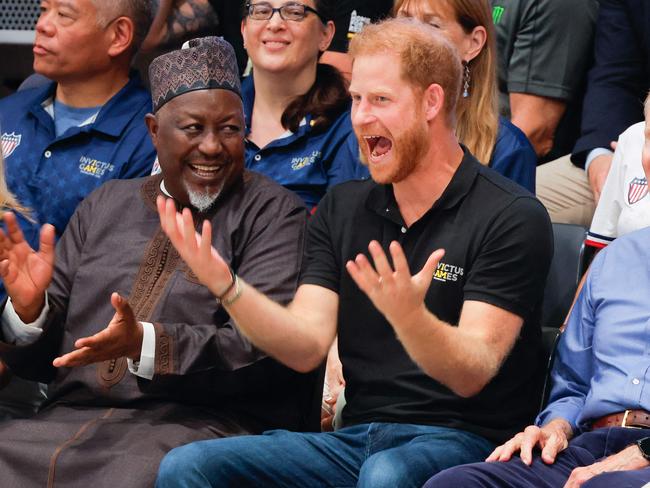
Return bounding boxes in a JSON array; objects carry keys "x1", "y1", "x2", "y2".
[
  {"x1": 127, "y1": 321, "x2": 155, "y2": 380},
  {"x1": 1, "y1": 295, "x2": 49, "y2": 345}
]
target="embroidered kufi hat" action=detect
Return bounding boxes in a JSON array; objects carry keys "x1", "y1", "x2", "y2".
[{"x1": 149, "y1": 36, "x2": 241, "y2": 112}]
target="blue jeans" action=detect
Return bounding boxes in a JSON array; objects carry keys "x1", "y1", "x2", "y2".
[{"x1": 156, "y1": 422, "x2": 494, "y2": 488}]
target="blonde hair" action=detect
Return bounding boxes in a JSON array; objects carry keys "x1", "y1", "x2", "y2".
[
  {"x1": 0, "y1": 151, "x2": 29, "y2": 217},
  {"x1": 393, "y1": 0, "x2": 499, "y2": 164},
  {"x1": 348, "y1": 17, "x2": 462, "y2": 125}
]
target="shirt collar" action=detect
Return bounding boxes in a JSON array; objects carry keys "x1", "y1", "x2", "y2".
[
  {"x1": 366, "y1": 145, "x2": 480, "y2": 223},
  {"x1": 29, "y1": 72, "x2": 150, "y2": 139}
]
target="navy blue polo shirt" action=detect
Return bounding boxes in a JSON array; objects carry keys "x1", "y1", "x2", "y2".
[
  {"x1": 242, "y1": 76, "x2": 368, "y2": 210},
  {"x1": 490, "y1": 116, "x2": 536, "y2": 194},
  {"x1": 0, "y1": 74, "x2": 156, "y2": 298}
]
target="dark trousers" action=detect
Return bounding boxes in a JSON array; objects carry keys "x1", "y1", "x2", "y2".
[{"x1": 424, "y1": 427, "x2": 650, "y2": 488}]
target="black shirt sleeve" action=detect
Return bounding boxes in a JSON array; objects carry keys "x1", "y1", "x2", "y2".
[
  {"x1": 463, "y1": 196, "x2": 553, "y2": 321},
  {"x1": 299, "y1": 193, "x2": 341, "y2": 293}
]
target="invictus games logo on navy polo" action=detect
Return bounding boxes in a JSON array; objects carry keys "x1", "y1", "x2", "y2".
[
  {"x1": 1, "y1": 132, "x2": 22, "y2": 158},
  {"x1": 628, "y1": 177, "x2": 648, "y2": 205},
  {"x1": 433, "y1": 262, "x2": 464, "y2": 283},
  {"x1": 291, "y1": 151, "x2": 322, "y2": 171},
  {"x1": 78, "y1": 155, "x2": 115, "y2": 179}
]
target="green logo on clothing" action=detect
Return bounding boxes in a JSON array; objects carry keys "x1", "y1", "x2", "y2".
[{"x1": 492, "y1": 6, "x2": 505, "y2": 24}]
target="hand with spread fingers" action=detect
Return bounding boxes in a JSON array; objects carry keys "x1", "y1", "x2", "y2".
[
  {"x1": 156, "y1": 195, "x2": 234, "y2": 298},
  {"x1": 345, "y1": 240, "x2": 445, "y2": 325},
  {"x1": 0, "y1": 211, "x2": 55, "y2": 323},
  {"x1": 485, "y1": 418, "x2": 573, "y2": 466},
  {"x1": 53, "y1": 292, "x2": 143, "y2": 368}
]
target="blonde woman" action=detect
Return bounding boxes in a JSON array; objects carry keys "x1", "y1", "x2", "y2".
[{"x1": 395, "y1": 0, "x2": 536, "y2": 192}]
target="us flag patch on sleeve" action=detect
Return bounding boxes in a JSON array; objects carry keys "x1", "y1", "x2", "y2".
[
  {"x1": 627, "y1": 177, "x2": 648, "y2": 205},
  {"x1": 1, "y1": 132, "x2": 21, "y2": 158}
]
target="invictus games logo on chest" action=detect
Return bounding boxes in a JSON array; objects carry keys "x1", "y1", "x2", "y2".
[
  {"x1": 291, "y1": 151, "x2": 321, "y2": 171},
  {"x1": 433, "y1": 262, "x2": 464, "y2": 283},
  {"x1": 79, "y1": 155, "x2": 115, "y2": 178}
]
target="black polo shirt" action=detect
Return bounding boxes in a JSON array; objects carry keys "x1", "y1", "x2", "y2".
[{"x1": 301, "y1": 150, "x2": 553, "y2": 444}]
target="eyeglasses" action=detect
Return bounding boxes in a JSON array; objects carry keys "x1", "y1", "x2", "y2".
[{"x1": 246, "y1": 2, "x2": 326, "y2": 23}]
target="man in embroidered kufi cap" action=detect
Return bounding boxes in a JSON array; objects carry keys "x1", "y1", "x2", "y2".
[{"x1": 0, "y1": 37, "x2": 316, "y2": 488}]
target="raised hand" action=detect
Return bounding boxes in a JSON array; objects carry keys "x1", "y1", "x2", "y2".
[
  {"x1": 53, "y1": 292, "x2": 143, "y2": 367},
  {"x1": 156, "y1": 195, "x2": 233, "y2": 297},
  {"x1": 486, "y1": 419, "x2": 572, "y2": 465},
  {"x1": 345, "y1": 240, "x2": 444, "y2": 324},
  {"x1": 0, "y1": 212, "x2": 55, "y2": 322}
]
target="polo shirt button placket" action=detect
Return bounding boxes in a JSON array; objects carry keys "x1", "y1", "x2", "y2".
[
  {"x1": 254, "y1": 154, "x2": 261, "y2": 162},
  {"x1": 400, "y1": 226, "x2": 407, "y2": 234},
  {"x1": 44, "y1": 150, "x2": 52, "y2": 158}
]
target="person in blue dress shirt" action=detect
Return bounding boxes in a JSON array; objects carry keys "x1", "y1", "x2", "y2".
[
  {"x1": 241, "y1": 0, "x2": 368, "y2": 210},
  {"x1": 425, "y1": 225, "x2": 650, "y2": 488}
]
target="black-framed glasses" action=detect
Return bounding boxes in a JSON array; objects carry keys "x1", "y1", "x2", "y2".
[{"x1": 246, "y1": 2, "x2": 326, "y2": 23}]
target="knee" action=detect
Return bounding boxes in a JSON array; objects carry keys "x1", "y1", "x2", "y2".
[
  {"x1": 156, "y1": 443, "x2": 209, "y2": 488},
  {"x1": 423, "y1": 465, "x2": 477, "y2": 487},
  {"x1": 357, "y1": 451, "x2": 417, "y2": 488}
]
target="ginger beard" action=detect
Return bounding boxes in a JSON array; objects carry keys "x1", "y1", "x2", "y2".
[{"x1": 356, "y1": 106, "x2": 431, "y2": 184}]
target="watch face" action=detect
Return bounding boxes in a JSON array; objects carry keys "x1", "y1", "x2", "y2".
[{"x1": 638, "y1": 437, "x2": 650, "y2": 459}]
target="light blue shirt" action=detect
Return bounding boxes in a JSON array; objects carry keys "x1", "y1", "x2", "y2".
[{"x1": 537, "y1": 226, "x2": 650, "y2": 433}]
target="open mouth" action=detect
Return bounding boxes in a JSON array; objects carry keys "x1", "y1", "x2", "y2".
[
  {"x1": 263, "y1": 40, "x2": 290, "y2": 49},
  {"x1": 189, "y1": 163, "x2": 223, "y2": 178},
  {"x1": 364, "y1": 136, "x2": 393, "y2": 162}
]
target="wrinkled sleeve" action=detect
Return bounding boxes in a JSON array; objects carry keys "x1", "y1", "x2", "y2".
[
  {"x1": 586, "y1": 134, "x2": 627, "y2": 246},
  {"x1": 536, "y1": 257, "x2": 599, "y2": 430},
  {"x1": 507, "y1": 0, "x2": 597, "y2": 101},
  {"x1": 490, "y1": 120, "x2": 537, "y2": 193},
  {"x1": 463, "y1": 196, "x2": 553, "y2": 321},
  {"x1": 144, "y1": 192, "x2": 308, "y2": 389},
  {"x1": 0, "y1": 195, "x2": 90, "y2": 382}
]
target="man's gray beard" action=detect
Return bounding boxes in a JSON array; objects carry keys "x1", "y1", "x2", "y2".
[{"x1": 185, "y1": 184, "x2": 222, "y2": 212}]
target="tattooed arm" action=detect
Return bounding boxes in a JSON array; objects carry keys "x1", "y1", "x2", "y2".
[{"x1": 142, "y1": 0, "x2": 219, "y2": 51}]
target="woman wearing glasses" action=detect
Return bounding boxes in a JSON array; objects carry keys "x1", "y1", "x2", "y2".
[
  {"x1": 394, "y1": 0, "x2": 537, "y2": 193},
  {"x1": 241, "y1": 0, "x2": 368, "y2": 210}
]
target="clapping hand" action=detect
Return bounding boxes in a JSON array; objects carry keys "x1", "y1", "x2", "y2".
[
  {"x1": 0, "y1": 212, "x2": 55, "y2": 322},
  {"x1": 156, "y1": 195, "x2": 234, "y2": 297},
  {"x1": 53, "y1": 292, "x2": 143, "y2": 367}
]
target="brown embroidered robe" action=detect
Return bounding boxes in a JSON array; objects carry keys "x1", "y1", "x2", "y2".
[{"x1": 0, "y1": 172, "x2": 319, "y2": 487}]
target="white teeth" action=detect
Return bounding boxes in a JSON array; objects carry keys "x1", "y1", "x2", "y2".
[{"x1": 191, "y1": 164, "x2": 220, "y2": 172}]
